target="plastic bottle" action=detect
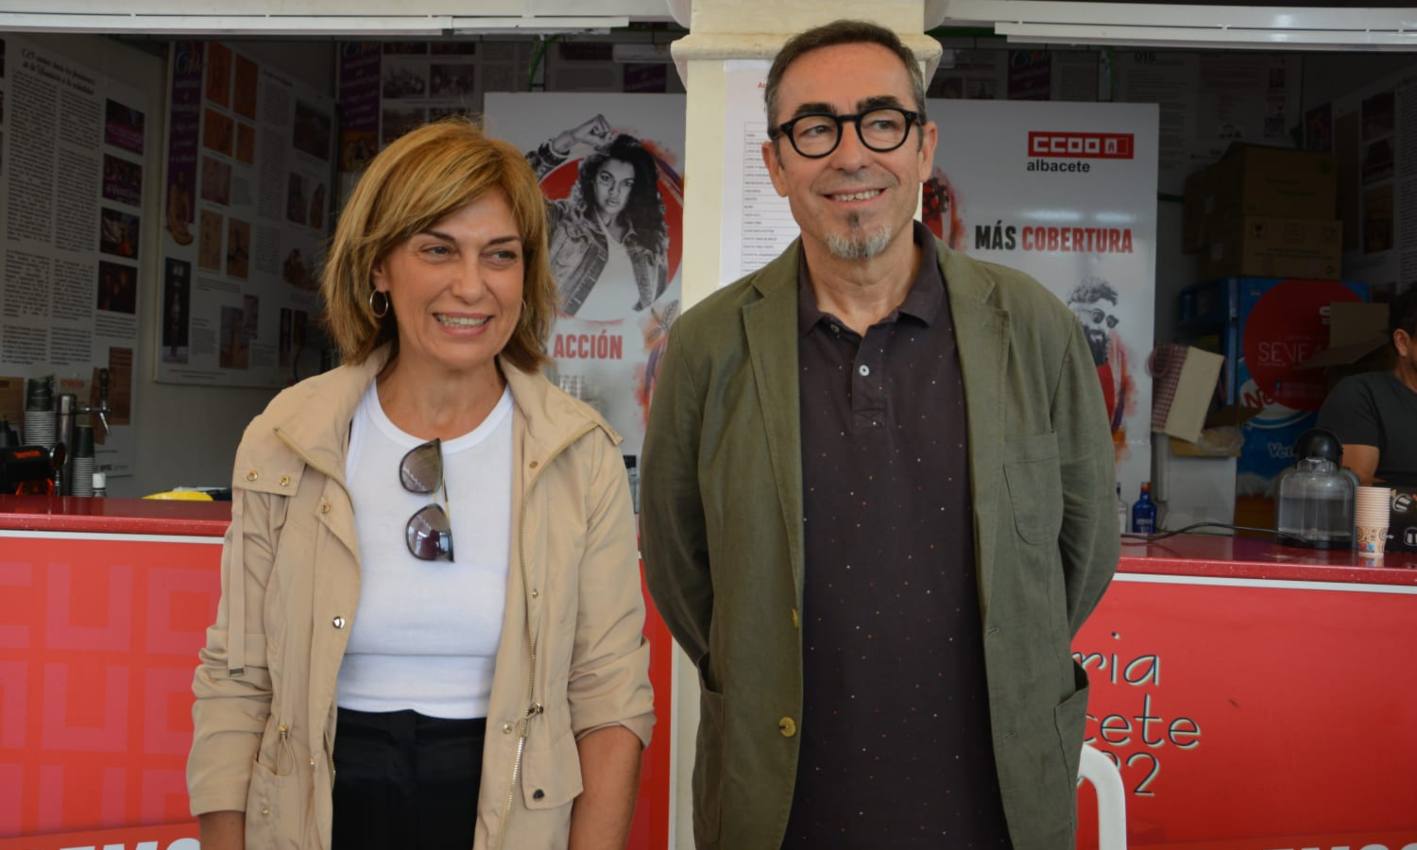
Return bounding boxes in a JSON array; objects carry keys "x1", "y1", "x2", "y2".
[
  {"x1": 1116, "y1": 483, "x2": 1128, "y2": 535},
  {"x1": 623, "y1": 455, "x2": 639, "y2": 514},
  {"x1": 1131, "y1": 481, "x2": 1157, "y2": 534}
]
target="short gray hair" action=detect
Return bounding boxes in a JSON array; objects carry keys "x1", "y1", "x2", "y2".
[{"x1": 764, "y1": 20, "x2": 928, "y2": 131}]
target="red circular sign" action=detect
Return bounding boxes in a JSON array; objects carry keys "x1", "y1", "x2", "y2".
[{"x1": 1242, "y1": 280, "x2": 1360, "y2": 412}]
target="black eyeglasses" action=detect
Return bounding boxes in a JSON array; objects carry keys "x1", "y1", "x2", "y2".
[
  {"x1": 400, "y1": 439, "x2": 454, "y2": 561},
  {"x1": 772, "y1": 107, "x2": 921, "y2": 159},
  {"x1": 1074, "y1": 307, "x2": 1120, "y2": 329}
]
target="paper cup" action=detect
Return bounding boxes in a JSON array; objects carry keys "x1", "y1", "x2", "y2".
[
  {"x1": 1356, "y1": 486, "x2": 1393, "y2": 509},
  {"x1": 1355, "y1": 523, "x2": 1389, "y2": 559}
]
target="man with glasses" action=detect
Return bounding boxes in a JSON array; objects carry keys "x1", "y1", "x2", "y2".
[
  {"x1": 642, "y1": 19, "x2": 1119, "y2": 850},
  {"x1": 1068, "y1": 276, "x2": 1132, "y2": 441}
]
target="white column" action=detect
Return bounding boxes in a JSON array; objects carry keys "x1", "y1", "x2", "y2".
[{"x1": 663, "y1": 5, "x2": 938, "y2": 846}]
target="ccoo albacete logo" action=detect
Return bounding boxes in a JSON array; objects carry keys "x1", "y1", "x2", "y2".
[{"x1": 1025, "y1": 131, "x2": 1135, "y2": 174}]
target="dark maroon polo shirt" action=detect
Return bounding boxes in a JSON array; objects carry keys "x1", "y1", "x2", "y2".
[{"x1": 781, "y1": 223, "x2": 1011, "y2": 849}]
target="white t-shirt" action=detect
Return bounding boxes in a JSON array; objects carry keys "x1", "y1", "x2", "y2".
[
  {"x1": 336, "y1": 382, "x2": 513, "y2": 719},
  {"x1": 577, "y1": 227, "x2": 635, "y2": 320}
]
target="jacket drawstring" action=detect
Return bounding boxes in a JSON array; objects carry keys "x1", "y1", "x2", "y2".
[{"x1": 227, "y1": 487, "x2": 247, "y2": 677}]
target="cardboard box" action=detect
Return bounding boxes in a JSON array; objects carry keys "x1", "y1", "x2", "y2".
[
  {"x1": 1208, "y1": 143, "x2": 1338, "y2": 219},
  {"x1": 1200, "y1": 216, "x2": 1342, "y2": 280},
  {"x1": 1182, "y1": 143, "x2": 1338, "y2": 252},
  {"x1": 1298, "y1": 301, "x2": 1393, "y2": 387},
  {"x1": 1151, "y1": 344, "x2": 1225, "y2": 443},
  {"x1": 1182, "y1": 166, "x2": 1216, "y2": 254}
]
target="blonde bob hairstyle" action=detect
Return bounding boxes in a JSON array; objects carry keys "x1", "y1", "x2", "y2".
[{"x1": 322, "y1": 118, "x2": 555, "y2": 372}]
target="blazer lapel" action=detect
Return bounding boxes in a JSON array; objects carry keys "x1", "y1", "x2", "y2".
[
  {"x1": 942, "y1": 249, "x2": 1010, "y2": 624},
  {"x1": 742, "y1": 244, "x2": 806, "y2": 598}
]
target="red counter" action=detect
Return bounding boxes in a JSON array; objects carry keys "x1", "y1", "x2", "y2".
[
  {"x1": 0, "y1": 496, "x2": 672, "y2": 850},
  {"x1": 1074, "y1": 535, "x2": 1417, "y2": 850},
  {"x1": 6, "y1": 495, "x2": 1416, "y2": 850}
]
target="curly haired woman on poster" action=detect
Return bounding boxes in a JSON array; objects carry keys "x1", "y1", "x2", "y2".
[{"x1": 527, "y1": 115, "x2": 669, "y2": 320}]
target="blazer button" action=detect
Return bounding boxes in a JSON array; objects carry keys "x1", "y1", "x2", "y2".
[
  {"x1": 246, "y1": 470, "x2": 259, "y2": 482},
  {"x1": 529, "y1": 460, "x2": 539, "y2": 469},
  {"x1": 530, "y1": 588, "x2": 539, "y2": 599},
  {"x1": 279, "y1": 474, "x2": 291, "y2": 487},
  {"x1": 532, "y1": 789, "x2": 545, "y2": 800},
  {"x1": 332, "y1": 616, "x2": 345, "y2": 629},
  {"x1": 502, "y1": 722, "x2": 514, "y2": 735},
  {"x1": 778, "y1": 716, "x2": 797, "y2": 737},
  {"x1": 261, "y1": 806, "x2": 270, "y2": 816},
  {"x1": 320, "y1": 501, "x2": 331, "y2": 514}
]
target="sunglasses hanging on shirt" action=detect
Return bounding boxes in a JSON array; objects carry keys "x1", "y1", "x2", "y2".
[{"x1": 400, "y1": 438, "x2": 454, "y2": 561}]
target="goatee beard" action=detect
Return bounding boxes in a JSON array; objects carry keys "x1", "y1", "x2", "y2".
[{"x1": 826, "y1": 214, "x2": 892, "y2": 260}]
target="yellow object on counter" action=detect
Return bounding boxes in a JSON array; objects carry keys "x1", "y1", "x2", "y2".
[{"x1": 143, "y1": 489, "x2": 214, "y2": 501}]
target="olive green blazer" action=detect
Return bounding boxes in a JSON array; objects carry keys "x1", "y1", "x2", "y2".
[{"x1": 641, "y1": 240, "x2": 1119, "y2": 850}]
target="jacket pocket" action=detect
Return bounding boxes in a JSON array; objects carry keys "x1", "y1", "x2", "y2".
[
  {"x1": 244, "y1": 757, "x2": 284, "y2": 850},
  {"x1": 1003, "y1": 432, "x2": 1064, "y2": 545},
  {"x1": 691, "y1": 685, "x2": 725, "y2": 845},
  {"x1": 1053, "y1": 662, "x2": 1091, "y2": 796},
  {"x1": 522, "y1": 726, "x2": 584, "y2": 811}
]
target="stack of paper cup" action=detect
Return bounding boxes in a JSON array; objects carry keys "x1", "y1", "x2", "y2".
[{"x1": 1354, "y1": 486, "x2": 1392, "y2": 559}]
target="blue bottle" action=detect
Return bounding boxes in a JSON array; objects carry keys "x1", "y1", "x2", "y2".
[{"x1": 1131, "y1": 481, "x2": 1157, "y2": 534}]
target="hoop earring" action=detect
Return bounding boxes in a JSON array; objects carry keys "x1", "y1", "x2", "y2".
[{"x1": 368, "y1": 289, "x2": 390, "y2": 318}]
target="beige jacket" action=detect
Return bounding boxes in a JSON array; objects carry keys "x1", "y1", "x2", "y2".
[{"x1": 187, "y1": 347, "x2": 654, "y2": 850}]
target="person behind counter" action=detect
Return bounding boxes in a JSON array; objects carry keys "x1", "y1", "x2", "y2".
[
  {"x1": 187, "y1": 119, "x2": 653, "y2": 850},
  {"x1": 1317, "y1": 286, "x2": 1417, "y2": 487}
]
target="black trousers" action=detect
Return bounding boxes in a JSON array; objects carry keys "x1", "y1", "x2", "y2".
[{"x1": 332, "y1": 707, "x2": 486, "y2": 850}]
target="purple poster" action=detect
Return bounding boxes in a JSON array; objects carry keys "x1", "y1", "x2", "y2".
[
  {"x1": 338, "y1": 42, "x2": 381, "y2": 174},
  {"x1": 164, "y1": 41, "x2": 203, "y2": 247}
]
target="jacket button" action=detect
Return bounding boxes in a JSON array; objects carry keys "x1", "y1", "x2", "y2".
[
  {"x1": 778, "y1": 716, "x2": 797, "y2": 737},
  {"x1": 502, "y1": 722, "x2": 514, "y2": 735},
  {"x1": 790, "y1": 608, "x2": 799, "y2": 628},
  {"x1": 246, "y1": 470, "x2": 259, "y2": 482},
  {"x1": 261, "y1": 806, "x2": 270, "y2": 816},
  {"x1": 320, "y1": 501, "x2": 331, "y2": 514},
  {"x1": 530, "y1": 588, "x2": 539, "y2": 599},
  {"x1": 532, "y1": 789, "x2": 545, "y2": 800},
  {"x1": 279, "y1": 474, "x2": 291, "y2": 487},
  {"x1": 529, "y1": 460, "x2": 539, "y2": 469},
  {"x1": 332, "y1": 616, "x2": 345, "y2": 629}
]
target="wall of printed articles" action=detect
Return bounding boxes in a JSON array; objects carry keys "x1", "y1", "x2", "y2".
[
  {"x1": 156, "y1": 41, "x2": 335, "y2": 388},
  {"x1": 0, "y1": 34, "x2": 155, "y2": 477}
]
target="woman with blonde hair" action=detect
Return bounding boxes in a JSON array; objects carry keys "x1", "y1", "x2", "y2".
[{"x1": 188, "y1": 119, "x2": 653, "y2": 850}]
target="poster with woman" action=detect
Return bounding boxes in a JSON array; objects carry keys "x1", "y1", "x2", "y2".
[{"x1": 485, "y1": 94, "x2": 685, "y2": 456}]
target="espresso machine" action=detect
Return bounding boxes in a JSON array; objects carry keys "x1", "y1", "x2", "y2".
[{"x1": 4, "y1": 371, "x2": 109, "y2": 496}]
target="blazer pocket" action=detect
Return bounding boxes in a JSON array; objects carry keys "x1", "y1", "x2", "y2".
[
  {"x1": 1003, "y1": 432, "x2": 1064, "y2": 545},
  {"x1": 1053, "y1": 661, "x2": 1092, "y2": 791}
]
